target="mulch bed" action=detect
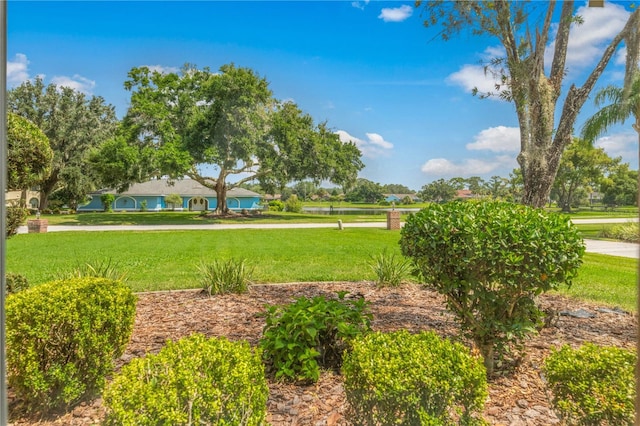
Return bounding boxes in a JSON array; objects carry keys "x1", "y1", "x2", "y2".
[{"x1": 9, "y1": 282, "x2": 637, "y2": 425}]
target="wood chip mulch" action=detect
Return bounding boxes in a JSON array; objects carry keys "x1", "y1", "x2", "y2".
[{"x1": 9, "y1": 282, "x2": 637, "y2": 425}]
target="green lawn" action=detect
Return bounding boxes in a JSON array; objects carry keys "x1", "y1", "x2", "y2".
[{"x1": 7, "y1": 228, "x2": 637, "y2": 312}]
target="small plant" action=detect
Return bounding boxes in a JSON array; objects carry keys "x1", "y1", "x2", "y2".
[
  {"x1": 285, "y1": 194, "x2": 303, "y2": 213},
  {"x1": 103, "y1": 333, "x2": 268, "y2": 426},
  {"x1": 343, "y1": 330, "x2": 488, "y2": 426},
  {"x1": 369, "y1": 249, "x2": 412, "y2": 287},
  {"x1": 543, "y1": 343, "x2": 635, "y2": 425},
  {"x1": 140, "y1": 199, "x2": 148, "y2": 212},
  {"x1": 268, "y1": 199, "x2": 285, "y2": 211},
  {"x1": 6, "y1": 277, "x2": 136, "y2": 412},
  {"x1": 6, "y1": 205, "x2": 28, "y2": 238},
  {"x1": 400, "y1": 200, "x2": 584, "y2": 375},
  {"x1": 260, "y1": 292, "x2": 372, "y2": 382},
  {"x1": 6, "y1": 272, "x2": 29, "y2": 294},
  {"x1": 56, "y1": 258, "x2": 128, "y2": 282},
  {"x1": 198, "y1": 258, "x2": 253, "y2": 295},
  {"x1": 100, "y1": 193, "x2": 115, "y2": 212},
  {"x1": 164, "y1": 193, "x2": 183, "y2": 210}
]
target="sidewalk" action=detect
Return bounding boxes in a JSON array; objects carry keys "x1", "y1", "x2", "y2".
[{"x1": 16, "y1": 219, "x2": 640, "y2": 259}]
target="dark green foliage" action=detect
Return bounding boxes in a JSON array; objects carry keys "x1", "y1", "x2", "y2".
[
  {"x1": 6, "y1": 205, "x2": 28, "y2": 238},
  {"x1": 400, "y1": 200, "x2": 585, "y2": 374},
  {"x1": 100, "y1": 193, "x2": 115, "y2": 212},
  {"x1": 6, "y1": 273, "x2": 29, "y2": 294},
  {"x1": 198, "y1": 258, "x2": 253, "y2": 295},
  {"x1": 6, "y1": 277, "x2": 136, "y2": 412},
  {"x1": 260, "y1": 292, "x2": 372, "y2": 382},
  {"x1": 103, "y1": 334, "x2": 268, "y2": 426},
  {"x1": 543, "y1": 343, "x2": 635, "y2": 425},
  {"x1": 268, "y1": 199, "x2": 285, "y2": 211},
  {"x1": 342, "y1": 330, "x2": 488, "y2": 426}
]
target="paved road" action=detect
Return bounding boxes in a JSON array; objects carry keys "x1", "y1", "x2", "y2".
[{"x1": 16, "y1": 217, "x2": 640, "y2": 259}]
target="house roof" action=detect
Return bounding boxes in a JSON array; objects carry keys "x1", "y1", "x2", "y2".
[{"x1": 97, "y1": 179, "x2": 262, "y2": 198}]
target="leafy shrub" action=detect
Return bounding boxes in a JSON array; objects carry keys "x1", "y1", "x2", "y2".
[
  {"x1": 369, "y1": 250, "x2": 412, "y2": 287},
  {"x1": 6, "y1": 205, "x2": 28, "y2": 238},
  {"x1": 198, "y1": 258, "x2": 253, "y2": 295},
  {"x1": 400, "y1": 200, "x2": 584, "y2": 374},
  {"x1": 268, "y1": 199, "x2": 285, "y2": 211},
  {"x1": 103, "y1": 333, "x2": 268, "y2": 426},
  {"x1": 343, "y1": 330, "x2": 488, "y2": 426},
  {"x1": 543, "y1": 343, "x2": 635, "y2": 425},
  {"x1": 140, "y1": 199, "x2": 148, "y2": 212},
  {"x1": 6, "y1": 273, "x2": 29, "y2": 294},
  {"x1": 260, "y1": 292, "x2": 372, "y2": 382},
  {"x1": 599, "y1": 222, "x2": 639, "y2": 243},
  {"x1": 164, "y1": 193, "x2": 183, "y2": 210},
  {"x1": 284, "y1": 194, "x2": 303, "y2": 213},
  {"x1": 100, "y1": 193, "x2": 115, "y2": 212},
  {"x1": 6, "y1": 277, "x2": 136, "y2": 412}
]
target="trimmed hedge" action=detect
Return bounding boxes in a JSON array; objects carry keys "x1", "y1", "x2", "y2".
[
  {"x1": 103, "y1": 333, "x2": 268, "y2": 425},
  {"x1": 342, "y1": 330, "x2": 488, "y2": 425},
  {"x1": 6, "y1": 277, "x2": 136, "y2": 412}
]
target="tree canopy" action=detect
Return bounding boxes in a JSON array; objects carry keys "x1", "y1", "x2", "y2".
[
  {"x1": 417, "y1": 1, "x2": 640, "y2": 208},
  {"x1": 8, "y1": 77, "x2": 118, "y2": 209},
  {"x1": 98, "y1": 64, "x2": 363, "y2": 214}
]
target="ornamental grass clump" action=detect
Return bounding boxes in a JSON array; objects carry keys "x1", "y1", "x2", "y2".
[
  {"x1": 543, "y1": 343, "x2": 635, "y2": 425},
  {"x1": 198, "y1": 257, "x2": 253, "y2": 295},
  {"x1": 400, "y1": 200, "x2": 584, "y2": 375},
  {"x1": 260, "y1": 292, "x2": 372, "y2": 382},
  {"x1": 369, "y1": 249, "x2": 412, "y2": 287},
  {"x1": 6, "y1": 277, "x2": 136, "y2": 412},
  {"x1": 342, "y1": 330, "x2": 488, "y2": 426},
  {"x1": 103, "y1": 334, "x2": 268, "y2": 426}
]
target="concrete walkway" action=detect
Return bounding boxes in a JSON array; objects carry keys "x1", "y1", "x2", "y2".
[{"x1": 16, "y1": 217, "x2": 640, "y2": 259}]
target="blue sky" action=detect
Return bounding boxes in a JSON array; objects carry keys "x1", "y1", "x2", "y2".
[{"x1": 7, "y1": 1, "x2": 638, "y2": 191}]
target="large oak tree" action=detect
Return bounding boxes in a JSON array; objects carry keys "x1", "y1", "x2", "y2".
[
  {"x1": 8, "y1": 78, "x2": 118, "y2": 209},
  {"x1": 417, "y1": 1, "x2": 640, "y2": 207},
  {"x1": 99, "y1": 64, "x2": 363, "y2": 214}
]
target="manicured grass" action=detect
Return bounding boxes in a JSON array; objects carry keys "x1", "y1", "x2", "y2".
[
  {"x1": 555, "y1": 253, "x2": 637, "y2": 313},
  {"x1": 7, "y1": 229, "x2": 636, "y2": 312}
]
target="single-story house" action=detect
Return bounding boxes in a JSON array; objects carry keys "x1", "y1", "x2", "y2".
[
  {"x1": 384, "y1": 193, "x2": 420, "y2": 203},
  {"x1": 77, "y1": 179, "x2": 263, "y2": 212}
]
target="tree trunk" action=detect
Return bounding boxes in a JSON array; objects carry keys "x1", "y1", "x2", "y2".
[
  {"x1": 478, "y1": 342, "x2": 495, "y2": 376},
  {"x1": 39, "y1": 170, "x2": 59, "y2": 211},
  {"x1": 215, "y1": 177, "x2": 229, "y2": 215}
]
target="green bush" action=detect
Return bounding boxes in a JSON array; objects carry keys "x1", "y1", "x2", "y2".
[
  {"x1": 343, "y1": 330, "x2": 488, "y2": 426},
  {"x1": 400, "y1": 200, "x2": 584, "y2": 374},
  {"x1": 284, "y1": 194, "x2": 303, "y2": 213},
  {"x1": 599, "y1": 222, "x2": 639, "y2": 243},
  {"x1": 6, "y1": 277, "x2": 136, "y2": 412},
  {"x1": 260, "y1": 292, "x2": 372, "y2": 382},
  {"x1": 543, "y1": 343, "x2": 635, "y2": 425},
  {"x1": 103, "y1": 333, "x2": 268, "y2": 425},
  {"x1": 6, "y1": 205, "x2": 28, "y2": 238},
  {"x1": 100, "y1": 193, "x2": 115, "y2": 212},
  {"x1": 369, "y1": 249, "x2": 412, "y2": 287},
  {"x1": 268, "y1": 199, "x2": 285, "y2": 211},
  {"x1": 164, "y1": 193, "x2": 183, "y2": 210},
  {"x1": 6, "y1": 272, "x2": 29, "y2": 294},
  {"x1": 198, "y1": 258, "x2": 253, "y2": 295}
]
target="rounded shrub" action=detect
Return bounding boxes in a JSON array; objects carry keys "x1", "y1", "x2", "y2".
[
  {"x1": 103, "y1": 333, "x2": 268, "y2": 425},
  {"x1": 342, "y1": 330, "x2": 488, "y2": 426},
  {"x1": 400, "y1": 200, "x2": 584, "y2": 374},
  {"x1": 543, "y1": 343, "x2": 635, "y2": 425},
  {"x1": 6, "y1": 277, "x2": 136, "y2": 412}
]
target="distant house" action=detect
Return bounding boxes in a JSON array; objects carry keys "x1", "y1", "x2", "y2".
[
  {"x1": 384, "y1": 193, "x2": 420, "y2": 203},
  {"x1": 77, "y1": 179, "x2": 263, "y2": 212},
  {"x1": 6, "y1": 188, "x2": 41, "y2": 210},
  {"x1": 455, "y1": 189, "x2": 475, "y2": 200}
]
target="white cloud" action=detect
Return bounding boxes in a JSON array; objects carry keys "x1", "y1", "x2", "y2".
[
  {"x1": 378, "y1": 5, "x2": 413, "y2": 23},
  {"x1": 595, "y1": 132, "x2": 638, "y2": 166},
  {"x1": 51, "y1": 74, "x2": 96, "y2": 94},
  {"x1": 336, "y1": 130, "x2": 393, "y2": 158},
  {"x1": 7, "y1": 53, "x2": 30, "y2": 86},
  {"x1": 421, "y1": 155, "x2": 516, "y2": 177},
  {"x1": 545, "y1": 2, "x2": 629, "y2": 71},
  {"x1": 466, "y1": 126, "x2": 520, "y2": 152},
  {"x1": 351, "y1": 0, "x2": 369, "y2": 10},
  {"x1": 143, "y1": 64, "x2": 180, "y2": 74},
  {"x1": 446, "y1": 46, "x2": 508, "y2": 99}
]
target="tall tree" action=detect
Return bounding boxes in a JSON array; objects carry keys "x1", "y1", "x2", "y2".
[
  {"x1": 551, "y1": 139, "x2": 614, "y2": 212},
  {"x1": 419, "y1": 178, "x2": 457, "y2": 203},
  {"x1": 6, "y1": 113, "x2": 53, "y2": 206},
  {"x1": 345, "y1": 178, "x2": 384, "y2": 203},
  {"x1": 8, "y1": 77, "x2": 118, "y2": 209},
  {"x1": 600, "y1": 162, "x2": 638, "y2": 206},
  {"x1": 417, "y1": 1, "x2": 640, "y2": 207},
  {"x1": 102, "y1": 64, "x2": 363, "y2": 214}
]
